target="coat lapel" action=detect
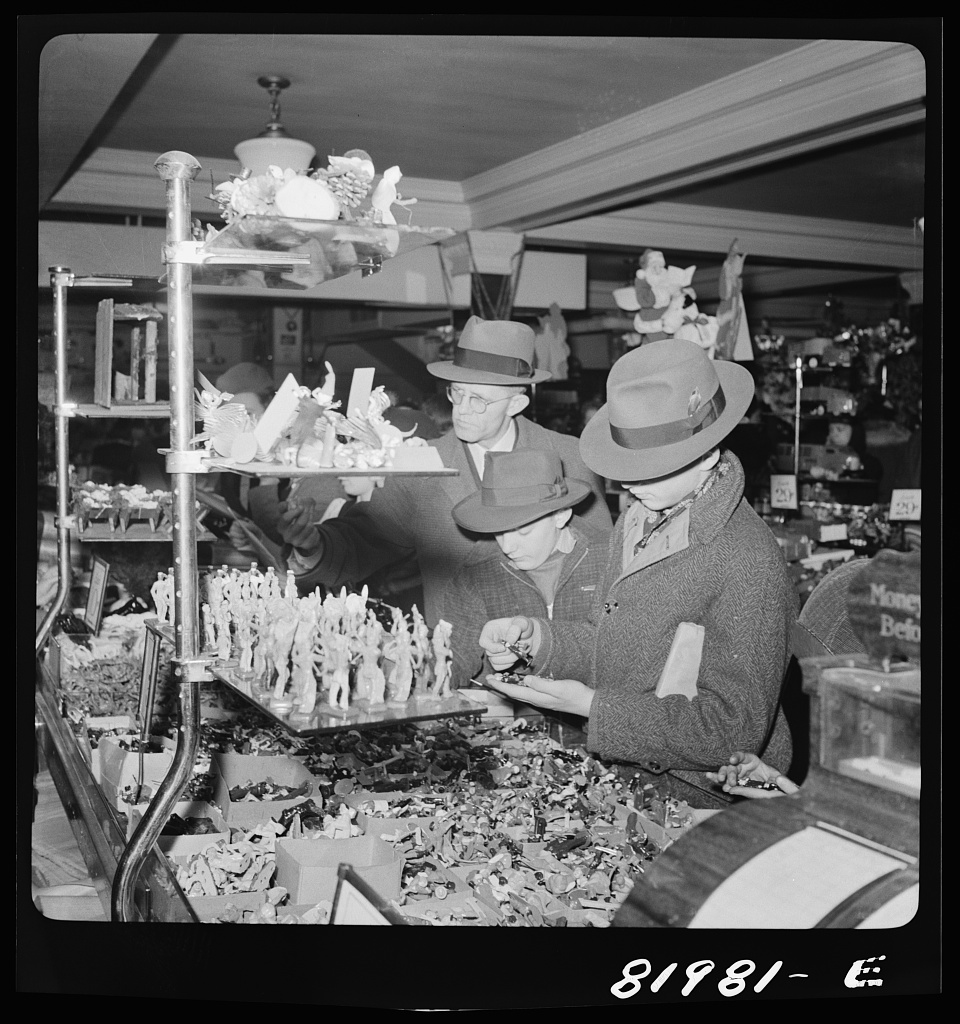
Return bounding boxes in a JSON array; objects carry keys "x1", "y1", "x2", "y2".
[{"x1": 434, "y1": 434, "x2": 478, "y2": 508}]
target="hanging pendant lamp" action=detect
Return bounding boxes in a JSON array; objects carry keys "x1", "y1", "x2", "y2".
[{"x1": 234, "y1": 75, "x2": 316, "y2": 176}]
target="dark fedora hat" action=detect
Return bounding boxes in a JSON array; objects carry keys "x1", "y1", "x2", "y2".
[
  {"x1": 579, "y1": 339, "x2": 754, "y2": 481},
  {"x1": 427, "y1": 315, "x2": 552, "y2": 385},
  {"x1": 452, "y1": 450, "x2": 591, "y2": 533}
]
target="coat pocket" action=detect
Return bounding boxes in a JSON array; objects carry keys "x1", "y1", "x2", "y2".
[{"x1": 655, "y1": 622, "x2": 705, "y2": 701}]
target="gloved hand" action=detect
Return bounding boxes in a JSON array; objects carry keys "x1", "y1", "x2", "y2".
[{"x1": 276, "y1": 497, "x2": 321, "y2": 553}]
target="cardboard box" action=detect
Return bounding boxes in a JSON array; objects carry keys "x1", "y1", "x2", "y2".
[
  {"x1": 81, "y1": 714, "x2": 137, "y2": 782},
  {"x1": 356, "y1": 812, "x2": 439, "y2": 842},
  {"x1": 275, "y1": 834, "x2": 403, "y2": 906},
  {"x1": 128, "y1": 800, "x2": 230, "y2": 857},
  {"x1": 98, "y1": 733, "x2": 175, "y2": 811},
  {"x1": 212, "y1": 752, "x2": 319, "y2": 827},
  {"x1": 167, "y1": 852, "x2": 273, "y2": 923}
]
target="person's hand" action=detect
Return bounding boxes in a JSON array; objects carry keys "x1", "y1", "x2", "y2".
[
  {"x1": 478, "y1": 616, "x2": 537, "y2": 671},
  {"x1": 277, "y1": 497, "x2": 320, "y2": 552},
  {"x1": 484, "y1": 674, "x2": 595, "y2": 719},
  {"x1": 705, "y1": 751, "x2": 799, "y2": 799}
]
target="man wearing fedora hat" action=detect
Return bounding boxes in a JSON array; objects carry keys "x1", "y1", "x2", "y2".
[
  {"x1": 480, "y1": 339, "x2": 797, "y2": 808},
  {"x1": 438, "y1": 449, "x2": 608, "y2": 697},
  {"x1": 276, "y1": 316, "x2": 610, "y2": 626}
]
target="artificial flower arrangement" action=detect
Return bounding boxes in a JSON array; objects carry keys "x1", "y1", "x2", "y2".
[
  {"x1": 203, "y1": 150, "x2": 416, "y2": 237},
  {"x1": 192, "y1": 362, "x2": 436, "y2": 472}
]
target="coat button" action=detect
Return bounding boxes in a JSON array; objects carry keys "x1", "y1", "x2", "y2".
[{"x1": 648, "y1": 761, "x2": 662, "y2": 772}]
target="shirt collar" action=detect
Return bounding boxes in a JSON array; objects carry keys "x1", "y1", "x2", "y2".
[{"x1": 467, "y1": 419, "x2": 517, "y2": 478}]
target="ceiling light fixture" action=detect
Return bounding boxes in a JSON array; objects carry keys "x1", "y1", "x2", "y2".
[{"x1": 234, "y1": 75, "x2": 317, "y2": 177}]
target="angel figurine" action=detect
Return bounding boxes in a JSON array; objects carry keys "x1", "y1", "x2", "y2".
[{"x1": 430, "y1": 619, "x2": 453, "y2": 698}]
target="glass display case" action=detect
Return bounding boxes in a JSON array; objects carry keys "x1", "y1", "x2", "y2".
[{"x1": 818, "y1": 662, "x2": 921, "y2": 799}]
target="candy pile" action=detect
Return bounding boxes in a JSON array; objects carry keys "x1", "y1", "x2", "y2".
[{"x1": 170, "y1": 705, "x2": 698, "y2": 926}]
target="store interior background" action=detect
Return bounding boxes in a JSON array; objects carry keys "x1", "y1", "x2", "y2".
[{"x1": 35, "y1": 31, "x2": 929, "y2": 507}]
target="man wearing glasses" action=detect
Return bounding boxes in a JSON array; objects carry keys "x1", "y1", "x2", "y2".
[{"x1": 276, "y1": 316, "x2": 611, "y2": 628}]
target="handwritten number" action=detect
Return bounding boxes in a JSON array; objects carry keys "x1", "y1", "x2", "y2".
[
  {"x1": 718, "y1": 960, "x2": 756, "y2": 997},
  {"x1": 610, "y1": 959, "x2": 651, "y2": 1000},
  {"x1": 650, "y1": 963, "x2": 678, "y2": 993},
  {"x1": 681, "y1": 960, "x2": 715, "y2": 996},
  {"x1": 753, "y1": 961, "x2": 783, "y2": 993}
]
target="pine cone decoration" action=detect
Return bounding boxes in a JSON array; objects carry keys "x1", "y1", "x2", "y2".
[{"x1": 323, "y1": 168, "x2": 372, "y2": 209}]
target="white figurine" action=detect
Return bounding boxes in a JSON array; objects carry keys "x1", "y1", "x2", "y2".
[
  {"x1": 430, "y1": 619, "x2": 453, "y2": 698},
  {"x1": 356, "y1": 611, "x2": 386, "y2": 705},
  {"x1": 369, "y1": 166, "x2": 416, "y2": 225},
  {"x1": 151, "y1": 571, "x2": 169, "y2": 623}
]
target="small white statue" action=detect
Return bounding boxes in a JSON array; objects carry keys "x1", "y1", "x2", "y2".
[
  {"x1": 151, "y1": 571, "x2": 169, "y2": 623},
  {"x1": 430, "y1": 619, "x2": 453, "y2": 698},
  {"x1": 356, "y1": 611, "x2": 386, "y2": 705},
  {"x1": 369, "y1": 166, "x2": 416, "y2": 225}
]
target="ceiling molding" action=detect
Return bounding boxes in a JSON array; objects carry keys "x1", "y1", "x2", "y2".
[
  {"x1": 527, "y1": 202, "x2": 923, "y2": 270},
  {"x1": 462, "y1": 40, "x2": 926, "y2": 231}
]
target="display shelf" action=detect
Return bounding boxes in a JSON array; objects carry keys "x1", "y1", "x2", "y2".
[
  {"x1": 196, "y1": 216, "x2": 455, "y2": 289},
  {"x1": 42, "y1": 402, "x2": 171, "y2": 419},
  {"x1": 210, "y1": 665, "x2": 481, "y2": 737},
  {"x1": 201, "y1": 458, "x2": 459, "y2": 478},
  {"x1": 74, "y1": 522, "x2": 217, "y2": 543}
]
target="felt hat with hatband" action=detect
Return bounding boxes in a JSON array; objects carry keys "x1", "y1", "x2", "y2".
[
  {"x1": 452, "y1": 449, "x2": 591, "y2": 533},
  {"x1": 579, "y1": 339, "x2": 754, "y2": 481},
  {"x1": 427, "y1": 315, "x2": 552, "y2": 385}
]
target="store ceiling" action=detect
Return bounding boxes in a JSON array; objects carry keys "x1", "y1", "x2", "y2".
[{"x1": 30, "y1": 25, "x2": 933, "y2": 315}]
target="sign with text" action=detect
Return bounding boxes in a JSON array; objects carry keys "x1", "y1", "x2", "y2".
[
  {"x1": 770, "y1": 474, "x2": 798, "y2": 510},
  {"x1": 83, "y1": 554, "x2": 110, "y2": 635},
  {"x1": 846, "y1": 549, "x2": 921, "y2": 662},
  {"x1": 889, "y1": 489, "x2": 922, "y2": 521}
]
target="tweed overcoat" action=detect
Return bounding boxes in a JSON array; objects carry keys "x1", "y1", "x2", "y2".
[
  {"x1": 533, "y1": 451, "x2": 796, "y2": 806},
  {"x1": 288, "y1": 416, "x2": 611, "y2": 626},
  {"x1": 438, "y1": 519, "x2": 609, "y2": 688}
]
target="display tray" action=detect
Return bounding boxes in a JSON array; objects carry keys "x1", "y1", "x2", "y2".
[
  {"x1": 196, "y1": 216, "x2": 455, "y2": 289},
  {"x1": 201, "y1": 459, "x2": 459, "y2": 478},
  {"x1": 63, "y1": 403, "x2": 170, "y2": 419},
  {"x1": 210, "y1": 664, "x2": 481, "y2": 736},
  {"x1": 75, "y1": 522, "x2": 216, "y2": 542}
]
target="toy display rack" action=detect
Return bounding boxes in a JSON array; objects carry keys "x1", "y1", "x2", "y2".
[{"x1": 210, "y1": 664, "x2": 481, "y2": 737}]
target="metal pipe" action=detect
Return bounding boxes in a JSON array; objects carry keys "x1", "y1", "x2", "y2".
[
  {"x1": 112, "y1": 151, "x2": 202, "y2": 922},
  {"x1": 36, "y1": 267, "x2": 75, "y2": 654}
]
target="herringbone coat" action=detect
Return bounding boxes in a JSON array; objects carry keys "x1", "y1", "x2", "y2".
[
  {"x1": 289, "y1": 417, "x2": 611, "y2": 626},
  {"x1": 534, "y1": 451, "x2": 796, "y2": 806}
]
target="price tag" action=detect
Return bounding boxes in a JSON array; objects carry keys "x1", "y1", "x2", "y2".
[
  {"x1": 83, "y1": 554, "x2": 110, "y2": 635},
  {"x1": 819, "y1": 522, "x2": 848, "y2": 543},
  {"x1": 770, "y1": 474, "x2": 798, "y2": 510},
  {"x1": 889, "y1": 489, "x2": 922, "y2": 521}
]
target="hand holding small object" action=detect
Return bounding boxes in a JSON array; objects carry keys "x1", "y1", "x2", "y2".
[
  {"x1": 478, "y1": 616, "x2": 537, "y2": 671},
  {"x1": 484, "y1": 674, "x2": 595, "y2": 719},
  {"x1": 277, "y1": 498, "x2": 320, "y2": 551},
  {"x1": 705, "y1": 751, "x2": 799, "y2": 799}
]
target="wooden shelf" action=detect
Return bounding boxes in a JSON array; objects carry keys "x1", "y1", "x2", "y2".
[{"x1": 65, "y1": 403, "x2": 171, "y2": 419}]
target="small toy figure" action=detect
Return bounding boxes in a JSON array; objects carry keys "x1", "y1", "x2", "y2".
[
  {"x1": 430, "y1": 619, "x2": 453, "y2": 698},
  {"x1": 369, "y1": 166, "x2": 416, "y2": 225},
  {"x1": 327, "y1": 629, "x2": 353, "y2": 711},
  {"x1": 151, "y1": 571, "x2": 169, "y2": 623},
  {"x1": 386, "y1": 608, "x2": 415, "y2": 703},
  {"x1": 201, "y1": 602, "x2": 217, "y2": 651},
  {"x1": 613, "y1": 249, "x2": 698, "y2": 345},
  {"x1": 713, "y1": 239, "x2": 749, "y2": 362},
  {"x1": 356, "y1": 611, "x2": 386, "y2": 704},
  {"x1": 291, "y1": 598, "x2": 321, "y2": 714},
  {"x1": 410, "y1": 605, "x2": 431, "y2": 694},
  {"x1": 269, "y1": 605, "x2": 299, "y2": 702}
]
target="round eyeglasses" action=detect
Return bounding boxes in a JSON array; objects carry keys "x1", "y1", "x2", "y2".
[{"x1": 446, "y1": 385, "x2": 513, "y2": 414}]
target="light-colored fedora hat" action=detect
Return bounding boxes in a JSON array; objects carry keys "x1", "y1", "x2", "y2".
[
  {"x1": 579, "y1": 339, "x2": 754, "y2": 480},
  {"x1": 427, "y1": 315, "x2": 552, "y2": 385},
  {"x1": 452, "y1": 450, "x2": 591, "y2": 533}
]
